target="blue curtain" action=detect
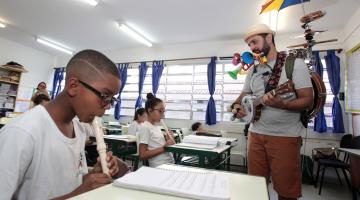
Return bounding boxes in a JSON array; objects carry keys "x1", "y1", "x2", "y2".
[
  {"x1": 135, "y1": 62, "x2": 148, "y2": 109},
  {"x1": 313, "y1": 51, "x2": 327, "y2": 132},
  {"x1": 205, "y1": 57, "x2": 217, "y2": 125},
  {"x1": 114, "y1": 63, "x2": 128, "y2": 120},
  {"x1": 152, "y1": 60, "x2": 164, "y2": 95},
  {"x1": 325, "y1": 50, "x2": 345, "y2": 133},
  {"x1": 51, "y1": 68, "x2": 65, "y2": 99}
]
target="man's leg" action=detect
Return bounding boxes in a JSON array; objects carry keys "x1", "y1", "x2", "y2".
[
  {"x1": 265, "y1": 135, "x2": 302, "y2": 200},
  {"x1": 248, "y1": 132, "x2": 270, "y2": 179}
]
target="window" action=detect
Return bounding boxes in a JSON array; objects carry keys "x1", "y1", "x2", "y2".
[
  {"x1": 307, "y1": 59, "x2": 334, "y2": 130},
  {"x1": 57, "y1": 59, "x2": 334, "y2": 128},
  {"x1": 110, "y1": 62, "x2": 247, "y2": 122}
]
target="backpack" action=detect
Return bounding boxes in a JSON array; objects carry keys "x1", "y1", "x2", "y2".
[{"x1": 284, "y1": 55, "x2": 326, "y2": 128}]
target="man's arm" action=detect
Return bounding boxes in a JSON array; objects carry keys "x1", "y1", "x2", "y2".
[
  {"x1": 262, "y1": 87, "x2": 313, "y2": 111},
  {"x1": 233, "y1": 91, "x2": 250, "y2": 105}
]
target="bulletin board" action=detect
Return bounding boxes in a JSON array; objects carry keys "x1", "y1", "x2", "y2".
[{"x1": 345, "y1": 42, "x2": 360, "y2": 113}]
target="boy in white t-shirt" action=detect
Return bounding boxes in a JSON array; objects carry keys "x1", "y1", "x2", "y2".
[
  {"x1": 0, "y1": 49, "x2": 129, "y2": 200},
  {"x1": 138, "y1": 93, "x2": 175, "y2": 167}
]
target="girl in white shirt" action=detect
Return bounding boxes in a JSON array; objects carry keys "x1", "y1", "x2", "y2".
[
  {"x1": 138, "y1": 93, "x2": 175, "y2": 167},
  {"x1": 128, "y1": 108, "x2": 146, "y2": 136}
]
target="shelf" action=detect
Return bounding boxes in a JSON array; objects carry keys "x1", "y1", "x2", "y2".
[
  {"x1": 0, "y1": 65, "x2": 28, "y2": 73},
  {"x1": 0, "y1": 107, "x2": 14, "y2": 110},
  {"x1": 0, "y1": 94, "x2": 17, "y2": 97},
  {"x1": 0, "y1": 79, "x2": 19, "y2": 85}
]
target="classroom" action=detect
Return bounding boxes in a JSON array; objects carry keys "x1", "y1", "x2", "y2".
[{"x1": 0, "y1": 0, "x2": 360, "y2": 200}]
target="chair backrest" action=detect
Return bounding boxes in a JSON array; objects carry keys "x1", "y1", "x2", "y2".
[
  {"x1": 351, "y1": 136, "x2": 360, "y2": 149},
  {"x1": 340, "y1": 134, "x2": 353, "y2": 148},
  {"x1": 339, "y1": 134, "x2": 353, "y2": 162}
]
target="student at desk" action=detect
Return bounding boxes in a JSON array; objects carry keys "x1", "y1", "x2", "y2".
[
  {"x1": 138, "y1": 93, "x2": 175, "y2": 167},
  {"x1": 191, "y1": 122, "x2": 221, "y2": 137},
  {"x1": 0, "y1": 50, "x2": 129, "y2": 200},
  {"x1": 128, "y1": 107, "x2": 146, "y2": 136}
]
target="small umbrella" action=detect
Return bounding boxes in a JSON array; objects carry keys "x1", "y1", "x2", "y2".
[{"x1": 260, "y1": 0, "x2": 310, "y2": 14}]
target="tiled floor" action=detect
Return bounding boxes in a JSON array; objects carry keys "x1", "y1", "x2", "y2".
[
  {"x1": 268, "y1": 180, "x2": 353, "y2": 200},
  {"x1": 229, "y1": 164, "x2": 355, "y2": 200}
]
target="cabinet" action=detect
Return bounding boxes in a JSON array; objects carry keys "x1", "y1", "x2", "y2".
[{"x1": 0, "y1": 64, "x2": 27, "y2": 117}]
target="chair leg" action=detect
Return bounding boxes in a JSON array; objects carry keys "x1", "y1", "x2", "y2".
[
  {"x1": 334, "y1": 168, "x2": 343, "y2": 185},
  {"x1": 353, "y1": 186, "x2": 358, "y2": 200},
  {"x1": 315, "y1": 162, "x2": 321, "y2": 188},
  {"x1": 342, "y1": 169, "x2": 352, "y2": 191},
  {"x1": 319, "y1": 167, "x2": 326, "y2": 195}
]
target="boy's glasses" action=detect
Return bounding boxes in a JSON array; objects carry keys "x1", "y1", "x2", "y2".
[{"x1": 78, "y1": 80, "x2": 119, "y2": 107}]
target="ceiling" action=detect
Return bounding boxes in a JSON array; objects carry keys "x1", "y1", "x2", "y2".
[{"x1": 0, "y1": 0, "x2": 359, "y2": 56}]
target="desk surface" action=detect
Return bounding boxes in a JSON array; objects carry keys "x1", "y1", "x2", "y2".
[
  {"x1": 338, "y1": 148, "x2": 360, "y2": 157},
  {"x1": 70, "y1": 164, "x2": 269, "y2": 200},
  {"x1": 168, "y1": 144, "x2": 231, "y2": 154},
  {"x1": 104, "y1": 134, "x2": 137, "y2": 143}
]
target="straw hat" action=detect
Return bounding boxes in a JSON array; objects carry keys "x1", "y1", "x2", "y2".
[{"x1": 243, "y1": 24, "x2": 275, "y2": 42}]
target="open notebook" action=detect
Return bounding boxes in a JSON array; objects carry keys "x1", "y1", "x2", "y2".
[
  {"x1": 174, "y1": 135, "x2": 222, "y2": 149},
  {"x1": 113, "y1": 166, "x2": 230, "y2": 200}
]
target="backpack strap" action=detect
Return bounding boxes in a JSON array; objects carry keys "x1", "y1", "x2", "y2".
[{"x1": 285, "y1": 55, "x2": 295, "y2": 80}]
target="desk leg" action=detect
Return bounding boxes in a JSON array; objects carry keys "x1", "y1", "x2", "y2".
[
  {"x1": 198, "y1": 156, "x2": 205, "y2": 168},
  {"x1": 351, "y1": 156, "x2": 360, "y2": 200},
  {"x1": 226, "y1": 148, "x2": 231, "y2": 171}
]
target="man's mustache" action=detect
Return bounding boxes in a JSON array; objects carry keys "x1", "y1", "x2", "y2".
[{"x1": 252, "y1": 49, "x2": 261, "y2": 54}]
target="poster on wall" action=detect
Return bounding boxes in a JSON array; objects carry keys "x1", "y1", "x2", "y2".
[
  {"x1": 346, "y1": 43, "x2": 360, "y2": 113},
  {"x1": 14, "y1": 86, "x2": 34, "y2": 113}
]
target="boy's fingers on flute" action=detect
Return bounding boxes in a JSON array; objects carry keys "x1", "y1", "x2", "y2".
[{"x1": 105, "y1": 151, "x2": 113, "y2": 162}]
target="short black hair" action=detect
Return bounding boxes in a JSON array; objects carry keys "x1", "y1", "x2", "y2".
[
  {"x1": 33, "y1": 94, "x2": 50, "y2": 105},
  {"x1": 37, "y1": 82, "x2": 46, "y2": 89},
  {"x1": 145, "y1": 93, "x2": 162, "y2": 113},
  {"x1": 133, "y1": 108, "x2": 146, "y2": 121},
  {"x1": 65, "y1": 49, "x2": 119, "y2": 83},
  {"x1": 191, "y1": 122, "x2": 202, "y2": 131}
]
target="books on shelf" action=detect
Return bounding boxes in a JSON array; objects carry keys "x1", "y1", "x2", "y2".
[{"x1": 113, "y1": 166, "x2": 230, "y2": 200}]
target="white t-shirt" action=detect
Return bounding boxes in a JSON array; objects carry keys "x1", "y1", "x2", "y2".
[
  {"x1": 128, "y1": 121, "x2": 142, "y2": 136},
  {"x1": 138, "y1": 121, "x2": 174, "y2": 167},
  {"x1": 0, "y1": 106, "x2": 89, "y2": 200}
]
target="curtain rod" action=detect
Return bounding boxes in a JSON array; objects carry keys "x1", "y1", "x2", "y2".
[
  {"x1": 119, "y1": 56, "x2": 215, "y2": 65},
  {"x1": 315, "y1": 48, "x2": 343, "y2": 53},
  {"x1": 53, "y1": 48, "x2": 343, "y2": 69}
]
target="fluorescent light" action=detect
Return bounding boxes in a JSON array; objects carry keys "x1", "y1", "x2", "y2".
[
  {"x1": 117, "y1": 23, "x2": 152, "y2": 47},
  {"x1": 80, "y1": 0, "x2": 98, "y2": 6},
  {"x1": 0, "y1": 22, "x2": 6, "y2": 28},
  {"x1": 36, "y1": 38, "x2": 73, "y2": 55}
]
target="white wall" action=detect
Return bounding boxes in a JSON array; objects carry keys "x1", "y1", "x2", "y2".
[{"x1": 0, "y1": 37, "x2": 56, "y2": 89}]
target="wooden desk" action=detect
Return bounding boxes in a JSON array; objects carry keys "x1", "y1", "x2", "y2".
[
  {"x1": 338, "y1": 148, "x2": 360, "y2": 200},
  {"x1": 165, "y1": 144, "x2": 232, "y2": 170},
  {"x1": 69, "y1": 164, "x2": 269, "y2": 200}
]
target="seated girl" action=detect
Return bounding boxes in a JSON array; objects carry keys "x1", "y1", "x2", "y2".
[
  {"x1": 138, "y1": 93, "x2": 175, "y2": 167},
  {"x1": 128, "y1": 108, "x2": 146, "y2": 136}
]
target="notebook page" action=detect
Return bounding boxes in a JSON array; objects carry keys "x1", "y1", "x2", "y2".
[
  {"x1": 182, "y1": 135, "x2": 220, "y2": 146},
  {"x1": 113, "y1": 166, "x2": 230, "y2": 200}
]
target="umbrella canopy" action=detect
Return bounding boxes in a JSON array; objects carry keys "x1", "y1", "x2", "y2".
[{"x1": 260, "y1": 0, "x2": 310, "y2": 14}]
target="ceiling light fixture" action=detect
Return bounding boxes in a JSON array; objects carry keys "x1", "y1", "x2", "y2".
[
  {"x1": 0, "y1": 22, "x2": 6, "y2": 28},
  {"x1": 81, "y1": 0, "x2": 98, "y2": 6},
  {"x1": 36, "y1": 37, "x2": 73, "y2": 55},
  {"x1": 117, "y1": 23, "x2": 152, "y2": 47}
]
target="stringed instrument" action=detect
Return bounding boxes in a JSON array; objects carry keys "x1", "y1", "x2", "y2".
[{"x1": 234, "y1": 80, "x2": 296, "y2": 124}]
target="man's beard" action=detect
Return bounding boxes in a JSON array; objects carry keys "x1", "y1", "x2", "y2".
[{"x1": 252, "y1": 41, "x2": 271, "y2": 57}]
